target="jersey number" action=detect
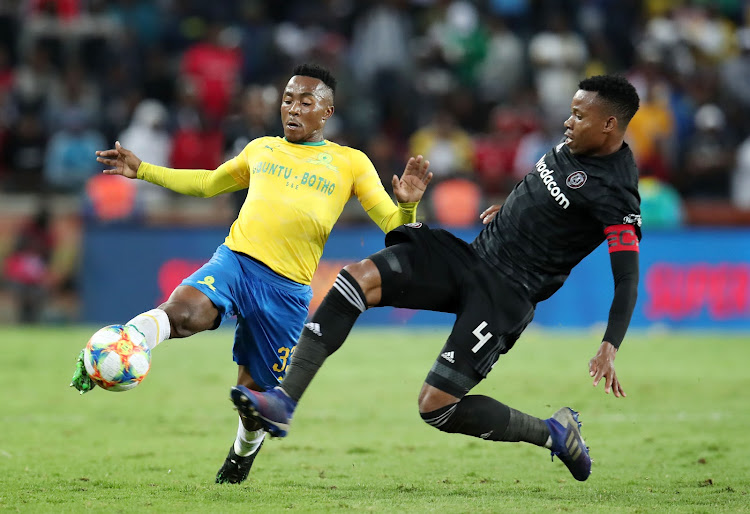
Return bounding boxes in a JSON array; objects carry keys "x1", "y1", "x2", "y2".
[
  {"x1": 273, "y1": 346, "x2": 296, "y2": 373},
  {"x1": 471, "y1": 321, "x2": 493, "y2": 353}
]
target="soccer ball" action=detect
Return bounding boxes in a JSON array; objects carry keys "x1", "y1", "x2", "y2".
[{"x1": 84, "y1": 325, "x2": 151, "y2": 392}]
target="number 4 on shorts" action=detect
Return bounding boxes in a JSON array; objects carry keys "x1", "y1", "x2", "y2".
[{"x1": 471, "y1": 321, "x2": 493, "y2": 353}]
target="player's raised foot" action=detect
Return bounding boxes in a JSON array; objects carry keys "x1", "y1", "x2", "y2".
[
  {"x1": 215, "y1": 441, "x2": 264, "y2": 484},
  {"x1": 544, "y1": 407, "x2": 592, "y2": 481},
  {"x1": 230, "y1": 385, "x2": 295, "y2": 438}
]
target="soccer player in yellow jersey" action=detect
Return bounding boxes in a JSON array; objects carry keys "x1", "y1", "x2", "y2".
[{"x1": 71, "y1": 64, "x2": 433, "y2": 483}]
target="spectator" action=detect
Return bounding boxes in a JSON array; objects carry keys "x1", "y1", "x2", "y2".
[
  {"x1": 0, "y1": 44, "x2": 14, "y2": 94},
  {"x1": 626, "y1": 80, "x2": 675, "y2": 182},
  {"x1": 141, "y1": 47, "x2": 176, "y2": 107},
  {"x1": 528, "y1": 11, "x2": 588, "y2": 122},
  {"x1": 13, "y1": 42, "x2": 59, "y2": 112},
  {"x1": 180, "y1": 21, "x2": 242, "y2": 124},
  {"x1": 364, "y1": 132, "x2": 405, "y2": 196},
  {"x1": 222, "y1": 85, "x2": 280, "y2": 159},
  {"x1": 409, "y1": 109, "x2": 473, "y2": 180},
  {"x1": 2, "y1": 204, "x2": 54, "y2": 323},
  {"x1": 169, "y1": 112, "x2": 223, "y2": 172},
  {"x1": 476, "y1": 15, "x2": 525, "y2": 104},
  {"x1": 719, "y1": 27, "x2": 750, "y2": 134},
  {"x1": 45, "y1": 62, "x2": 100, "y2": 132},
  {"x1": 426, "y1": 1, "x2": 489, "y2": 89},
  {"x1": 678, "y1": 103, "x2": 734, "y2": 199},
  {"x1": 4, "y1": 111, "x2": 47, "y2": 193},
  {"x1": 731, "y1": 133, "x2": 750, "y2": 209},
  {"x1": 118, "y1": 99, "x2": 172, "y2": 210},
  {"x1": 349, "y1": 0, "x2": 413, "y2": 128},
  {"x1": 473, "y1": 106, "x2": 527, "y2": 196},
  {"x1": 119, "y1": 99, "x2": 170, "y2": 167},
  {"x1": 236, "y1": 0, "x2": 278, "y2": 84},
  {"x1": 512, "y1": 115, "x2": 559, "y2": 180},
  {"x1": 43, "y1": 107, "x2": 106, "y2": 193},
  {"x1": 106, "y1": 0, "x2": 163, "y2": 49}
]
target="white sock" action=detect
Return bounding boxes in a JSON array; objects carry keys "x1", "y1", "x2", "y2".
[
  {"x1": 234, "y1": 418, "x2": 265, "y2": 457},
  {"x1": 127, "y1": 308, "x2": 171, "y2": 350}
]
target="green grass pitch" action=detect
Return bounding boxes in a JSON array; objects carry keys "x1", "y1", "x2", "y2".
[{"x1": 1, "y1": 325, "x2": 748, "y2": 512}]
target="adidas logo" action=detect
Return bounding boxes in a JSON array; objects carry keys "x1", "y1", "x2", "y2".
[
  {"x1": 440, "y1": 351, "x2": 455, "y2": 363},
  {"x1": 305, "y1": 322, "x2": 322, "y2": 337},
  {"x1": 566, "y1": 428, "x2": 583, "y2": 460}
]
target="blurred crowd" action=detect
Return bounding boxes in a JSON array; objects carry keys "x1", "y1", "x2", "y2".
[
  {"x1": 2, "y1": 0, "x2": 750, "y2": 321},
  {"x1": 1, "y1": 0, "x2": 750, "y2": 214}
]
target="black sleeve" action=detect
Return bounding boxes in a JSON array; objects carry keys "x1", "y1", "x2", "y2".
[{"x1": 603, "y1": 250, "x2": 639, "y2": 348}]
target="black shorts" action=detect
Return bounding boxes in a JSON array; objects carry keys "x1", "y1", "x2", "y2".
[{"x1": 370, "y1": 223, "x2": 535, "y2": 398}]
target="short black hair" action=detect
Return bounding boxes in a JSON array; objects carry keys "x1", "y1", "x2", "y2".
[
  {"x1": 292, "y1": 63, "x2": 336, "y2": 94},
  {"x1": 578, "y1": 75, "x2": 640, "y2": 126}
]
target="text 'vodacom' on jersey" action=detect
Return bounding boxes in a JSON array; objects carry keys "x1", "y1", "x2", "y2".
[{"x1": 535, "y1": 156, "x2": 570, "y2": 209}]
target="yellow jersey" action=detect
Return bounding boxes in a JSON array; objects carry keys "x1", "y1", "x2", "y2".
[{"x1": 138, "y1": 136, "x2": 417, "y2": 284}]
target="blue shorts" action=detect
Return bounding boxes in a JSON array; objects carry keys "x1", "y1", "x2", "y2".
[{"x1": 182, "y1": 244, "x2": 312, "y2": 390}]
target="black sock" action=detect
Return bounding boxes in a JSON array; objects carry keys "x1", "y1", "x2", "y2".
[
  {"x1": 280, "y1": 270, "x2": 366, "y2": 401},
  {"x1": 420, "y1": 395, "x2": 550, "y2": 447},
  {"x1": 502, "y1": 407, "x2": 550, "y2": 446}
]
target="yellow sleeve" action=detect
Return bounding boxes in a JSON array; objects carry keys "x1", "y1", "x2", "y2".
[
  {"x1": 366, "y1": 199, "x2": 418, "y2": 233},
  {"x1": 347, "y1": 148, "x2": 418, "y2": 233},
  {"x1": 137, "y1": 151, "x2": 249, "y2": 198}
]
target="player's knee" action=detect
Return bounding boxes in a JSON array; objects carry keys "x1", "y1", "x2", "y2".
[
  {"x1": 419, "y1": 403, "x2": 460, "y2": 433},
  {"x1": 159, "y1": 286, "x2": 220, "y2": 337},
  {"x1": 159, "y1": 302, "x2": 192, "y2": 338},
  {"x1": 158, "y1": 301, "x2": 216, "y2": 338},
  {"x1": 418, "y1": 383, "x2": 459, "y2": 414}
]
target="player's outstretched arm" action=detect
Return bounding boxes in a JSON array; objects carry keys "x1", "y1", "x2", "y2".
[
  {"x1": 70, "y1": 349, "x2": 96, "y2": 394},
  {"x1": 588, "y1": 341, "x2": 625, "y2": 397},
  {"x1": 392, "y1": 155, "x2": 433, "y2": 204},
  {"x1": 95, "y1": 141, "x2": 142, "y2": 179},
  {"x1": 590, "y1": 225, "x2": 639, "y2": 398}
]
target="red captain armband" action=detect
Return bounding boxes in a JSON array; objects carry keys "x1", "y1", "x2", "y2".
[{"x1": 604, "y1": 224, "x2": 640, "y2": 253}]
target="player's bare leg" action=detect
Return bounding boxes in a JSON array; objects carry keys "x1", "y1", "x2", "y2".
[
  {"x1": 216, "y1": 366, "x2": 267, "y2": 484},
  {"x1": 71, "y1": 286, "x2": 219, "y2": 393},
  {"x1": 157, "y1": 285, "x2": 221, "y2": 338},
  {"x1": 120, "y1": 285, "x2": 220, "y2": 353}
]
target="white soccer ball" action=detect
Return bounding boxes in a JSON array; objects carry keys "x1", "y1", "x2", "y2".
[{"x1": 84, "y1": 325, "x2": 151, "y2": 392}]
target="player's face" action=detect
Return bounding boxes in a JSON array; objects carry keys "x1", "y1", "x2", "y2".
[
  {"x1": 563, "y1": 90, "x2": 613, "y2": 156},
  {"x1": 280, "y1": 76, "x2": 334, "y2": 143}
]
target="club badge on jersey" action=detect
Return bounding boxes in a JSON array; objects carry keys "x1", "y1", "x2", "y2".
[{"x1": 565, "y1": 171, "x2": 587, "y2": 189}]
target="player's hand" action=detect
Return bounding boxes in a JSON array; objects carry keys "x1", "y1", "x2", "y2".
[
  {"x1": 588, "y1": 341, "x2": 625, "y2": 397},
  {"x1": 480, "y1": 205, "x2": 501, "y2": 224},
  {"x1": 70, "y1": 349, "x2": 96, "y2": 394},
  {"x1": 95, "y1": 141, "x2": 142, "y2": 179},
  {"x1": 393, "y1": 155, "x2": 433, "y2": 204}
]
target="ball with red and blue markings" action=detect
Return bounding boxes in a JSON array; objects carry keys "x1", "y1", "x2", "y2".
[{"x1": 84, "y1": 325, "x2": 151, "y2": 392}]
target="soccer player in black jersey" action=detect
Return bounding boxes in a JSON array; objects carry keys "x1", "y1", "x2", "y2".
[{"x1": 231, "y1": 75, "x2": 642, "y2": 482}]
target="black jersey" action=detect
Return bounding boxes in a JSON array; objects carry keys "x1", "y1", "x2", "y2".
[{"x1": 471, "y1": 141, "x2": 641, "y2": 303}]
